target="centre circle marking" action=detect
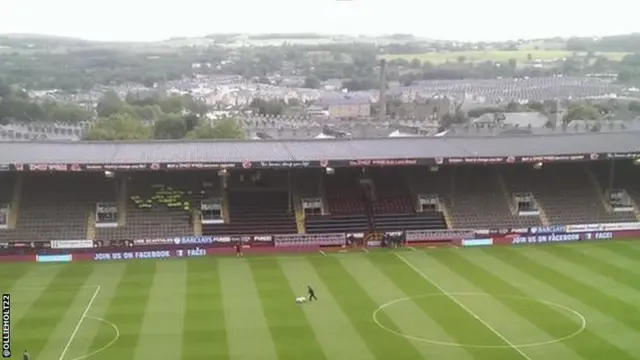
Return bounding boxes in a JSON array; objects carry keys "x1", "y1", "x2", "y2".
[{"x1": 372, "y1": 292, "x2": 587, "y2": 348}]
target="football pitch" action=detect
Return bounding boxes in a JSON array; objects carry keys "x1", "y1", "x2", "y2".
[{"x1": 2, "y1": 241, "x2": 640, "y2": 360}]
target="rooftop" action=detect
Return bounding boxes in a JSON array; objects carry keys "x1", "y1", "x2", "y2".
[
  {"x1": 471, "y1": 112, "x2": 550, "y2": 128},
  {"x1": 1, "y1": 131, "x2": 639, "y2": 165}
]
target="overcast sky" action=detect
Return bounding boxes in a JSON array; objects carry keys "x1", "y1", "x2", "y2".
[{"x1": 1, "y1": 0, "x2": 637, "y2": 42}]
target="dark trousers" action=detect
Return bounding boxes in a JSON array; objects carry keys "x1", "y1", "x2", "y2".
[{"x1": 309, "y1": 293, "x2": 317, "y2": 301}]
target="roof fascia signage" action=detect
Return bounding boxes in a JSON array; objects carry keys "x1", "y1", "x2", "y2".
[{"x1": 2, "y1": 152, "x2": 638, "y2": 172}]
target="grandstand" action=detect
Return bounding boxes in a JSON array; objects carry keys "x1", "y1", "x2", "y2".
[{"x1": 0, "y1": 132, "x2": 639, "y2": 247}]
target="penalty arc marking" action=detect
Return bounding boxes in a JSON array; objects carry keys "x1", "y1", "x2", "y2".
[
  {"x1": 58, "y1": 286, "x2": 101, "y2": 360},
  {"x1": 70, "y1": 315, "x2": 120, "y2": 360}
]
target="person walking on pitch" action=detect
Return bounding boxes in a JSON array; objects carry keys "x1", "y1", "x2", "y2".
[
  {"x1": 235, "y1": 241, "x2": 243, "y2": 258},
  {"x1": 307, "y1": 285, "x2": 318, "y2": 302}
]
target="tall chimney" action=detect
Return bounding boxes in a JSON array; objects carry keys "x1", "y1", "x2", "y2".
[{"x1": 378, "y1": 59, "x2": 386, "y2": 121}]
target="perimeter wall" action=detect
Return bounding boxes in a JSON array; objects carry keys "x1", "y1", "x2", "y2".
[{"x1": 1, "y1": 222, "x2": 639, "y2": 263}]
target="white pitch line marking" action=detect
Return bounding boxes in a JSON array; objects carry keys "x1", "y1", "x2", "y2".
[
  {"x1": 58, "y1": 285, "x2": 101, "y2": 360},
  {"x1": 70, "y1": 316, "x2": 120, "y2": 360},
  {"x1": 394, "y1": 253, "x2": 533, "y2": 360},
  {"x1": 362, "y1": 248, "x2": 370, "y2": 253},
  {"x1": 319, "y1": 250, "x2": 327, "y2": 256},
  {"x1": 407, "y1": 246, "x2": 417, "y2": 252},
  {"x1": 372, "y1": 292, "x2": 587, "y2": 348}
]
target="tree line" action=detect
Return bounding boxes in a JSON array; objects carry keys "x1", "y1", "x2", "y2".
[
  {"x1": 0, "y1": 80, "x2": 91, "y2": 124},
  {"x1": 83, "y1": 91, "x2": 245, "y2": 140},
  {"x1": 4, "y1": 35, "x2": 640, "y2": 92},
  {"x1": 566, "y1": 34, "x2": 640, "y2": 53},
  {"x1": 0, "y1": 77, "x2": 282, "y2": 140}
]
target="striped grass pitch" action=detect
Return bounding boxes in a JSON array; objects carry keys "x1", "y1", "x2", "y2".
[{"x1": 2, "y1": 241, "x2": 640, "y2": 359}]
